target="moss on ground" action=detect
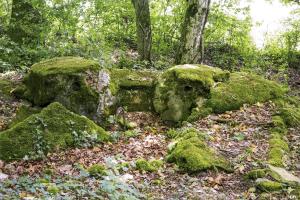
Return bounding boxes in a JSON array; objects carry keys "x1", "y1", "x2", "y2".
[
  {"x1": 207, "y1": 72, "x2": 286, "y2": 113},
  {"x1": 154, "y1": 64, "x2": 229, "y2": 122},
  {"x1": 245, "y1": 169, "x2": 267, "y2": 180},
  {"x1": 135, "y1": 158, "x2": 163, "y2": 172},
  {"x1": 166, "y1": 129, "x2": 232, "y2": 172},
  {"x1": 0, "y1": 102, "x2": 110, "y2": 161},
  {"x1": 279, "y1": 106, "x2": 300, "y2": 127},
  {"x1": 267, "y1": 115, "x2": 289, "y2": 167},
  {"x1": 256, "y1": 179, "x2": 285, "y2": 192}
]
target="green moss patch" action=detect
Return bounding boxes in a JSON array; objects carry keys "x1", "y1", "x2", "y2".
[
  {"x1": 154, "y1": 64, "x2": 229, "y2": 122},
  {"x1": 207, "y1": 72, "x2": 286, "y2": 113},
  {"x1": 279, "y1": 106, "x2": 300, "y2": 127},
  {"x1": 135, "y1": 158, "x2": 163, "y2": 172},
  {"x1": 23, "y1": 57, "x2": 100, "y2": 120},
  {"x1": 110, "y1": 68, "x2": 159, "y2": 112},
  {"x1": 245, "y1": 169, "x2": 267, "y2": 180},
  {"x1": 166, "y1": 129, "x2": 232, "y2": 173},
  {"x1": 267, "y1": 116, "x2": 289, "y2": 167},
  {"x1": 30, "y1": 57, "x2": 100, "y2": 76},
  {"x1": 256, "y1": 179, "x2": 285, "y2": 192},
  {"x1": 0, "y1": 102, "x2": 110, "y2": 161}
]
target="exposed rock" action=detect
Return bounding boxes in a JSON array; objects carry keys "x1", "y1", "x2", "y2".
[
  {"x1": 268, "y1": 165, "x2": 300, "y2": 185},
  {"x1": 0, "y1": 172, "x2": 8, "y2": 181}
]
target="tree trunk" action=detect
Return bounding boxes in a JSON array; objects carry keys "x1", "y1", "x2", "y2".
[
  {"x1": 131, "y1": 0, "x2": 152, "y2": 62},
  {"x1": 177, "y1": 0, "x2": 211, "y2": 64}
]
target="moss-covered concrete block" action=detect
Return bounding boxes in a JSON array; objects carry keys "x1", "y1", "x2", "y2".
[
  {"x1": 22, "y1": 57, "x2": 101, "y2": 120},
  {"x1": 21, "y1": 57, "x2": 159, "y2": 123},
  {"x1": 166, "y1": 129, "x2": 232, "y2": 172},
  {"x1": 109, "y1": 68, "x2": 159, "y2": 112},
  {"x1": 207, "y1": 72, "x2": 286, "y2": 113},
  {"x1": 0, "y1": 102, "x2": 110, "y2": 161},
  {"x1": 154, "y1": 64, "x2": 229, "y2": 122}
]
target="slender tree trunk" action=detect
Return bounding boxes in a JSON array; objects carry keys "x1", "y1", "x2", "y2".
[
  {"x1": 131, "y1": 0, "x2": 152, "y2": 62},
  {"x1": 177, "y1": 0, "x2": 211, "y2": 64}
]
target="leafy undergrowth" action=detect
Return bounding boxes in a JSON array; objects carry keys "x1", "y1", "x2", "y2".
[{"x1": 0, "y1": 72, "x2": 299, "y2": 199}]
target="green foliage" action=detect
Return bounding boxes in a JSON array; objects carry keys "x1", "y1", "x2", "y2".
[
  {"x1": 124, "y1": 130, "x2": 140, "y2": 138},
  {"x1": 204, "y1": 1, "x2": 256, "y2": 70},
  {"x1": 88, "y1": 164, "x2": 107, "y2": 177},
  {"x1": 0, "y1": 157, "x2": 143, "y2": 199},
  {"x1": 100, "y1": 157, "x2": 144, "y2": 200}
]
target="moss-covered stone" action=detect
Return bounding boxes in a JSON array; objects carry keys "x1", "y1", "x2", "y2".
[
  {"x1": 268, "y1": 165, "x2": 300, "y2": 186},
  {"x1": 207, "y1": 72, "x2": 286, "y2": 113},
  {"x1": 109, "y1": 68, "x2": 159, "y2": 112},
  {"x1": 267, "y1": 119, "x2": 289, "y2": 167},
  {"x1": 268, "y1": 148, "x2": 285, "y2": 167},
  {"x1": 166, "y1": 129, "x2": 232, "y2": 172},
  {"x1": 256, "y1": 178, "x2": 285, "y2": 192},
  {"x1": 135, "y1": 158, "x2": 163, "y2": 172},
  {"x1": 154, "y1": 64, "x2": 229, "y2": 122},
  {"x1": 21, "y1": 57, "x2": 159, "y2": 123},
  {"x1": 0, "y1": 102, "x2": 110, "y2": 161},
  {"x1": 245, "y1": 169, "x2": 267, "y2": 180},
  {"x1": 22, "y1": 57, "x2": 101, "y2": 120}
]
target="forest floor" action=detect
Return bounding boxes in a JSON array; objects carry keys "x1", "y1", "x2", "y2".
[{"x1": 0, "y1": 71, "x2": 299, "y2": 200}]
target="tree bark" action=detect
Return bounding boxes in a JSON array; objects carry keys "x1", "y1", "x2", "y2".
[
  {"x1": 177, "y1": 0, "x2": 211, "y2": 64},
  {"x1": 131, "y1": 0, "x2": 152, "y2": 62}
]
